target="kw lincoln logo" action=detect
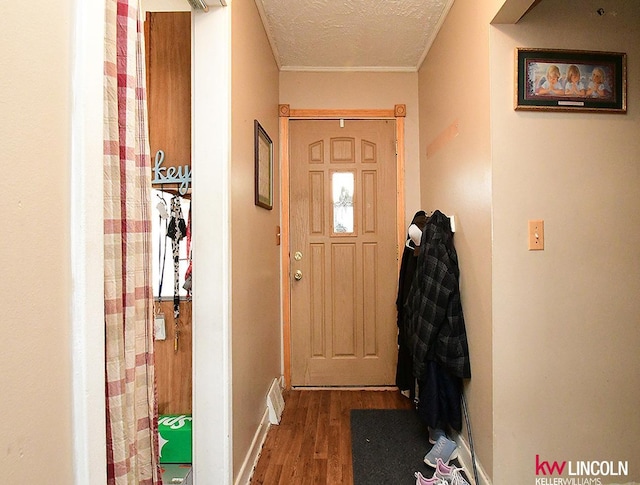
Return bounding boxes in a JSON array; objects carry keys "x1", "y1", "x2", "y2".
[{"x1": 534, "y1": 455, "x2": 629, "y2": 485}]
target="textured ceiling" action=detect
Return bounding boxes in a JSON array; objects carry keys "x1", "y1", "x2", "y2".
[{"x1": 254, "y1": 0, "x2": 454, "y2": 72}]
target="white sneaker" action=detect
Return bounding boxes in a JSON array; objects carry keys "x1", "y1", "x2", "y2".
[
  {"x1": 415, "y1": 471, "x2": 448, "y2": 485},
  {"x1": 424, "y1": 435, "x2": 458, "y2": 467},
  {"x1": 434, "y1": 457, "x2": 470, "y2": 485}
]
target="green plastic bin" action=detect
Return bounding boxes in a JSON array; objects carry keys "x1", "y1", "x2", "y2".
[{"x1": 158, "y1": 414, "x2": 192, "y2": 464}]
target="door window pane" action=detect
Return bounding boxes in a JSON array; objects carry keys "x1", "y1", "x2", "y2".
[{"x1": 332, "y1": 172, "x2": 354, "y2": 234}]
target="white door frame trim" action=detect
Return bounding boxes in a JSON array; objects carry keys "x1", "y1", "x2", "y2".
[
  {"x1": 71, "y1": 1, "x2": 107, "y2": 483},
  {"x1": 192, "y1": 5, "x2": 233, "y2": 484},
  {"x1": 71, "y1": 4, "x2": 234, "y2": 484}
]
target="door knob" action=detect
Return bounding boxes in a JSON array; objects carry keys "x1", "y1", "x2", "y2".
[{"x1": 294, "y1": 270, "x2": 303, "y2": 281}]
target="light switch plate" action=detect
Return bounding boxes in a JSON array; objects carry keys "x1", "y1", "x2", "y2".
[{"x1": 528, "y1": 220, "x2": 544, "y2": 250}]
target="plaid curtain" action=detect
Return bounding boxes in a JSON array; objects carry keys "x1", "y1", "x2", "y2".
[{"x1": 104, "y1": 0, "x2": 159, "y2": 483}]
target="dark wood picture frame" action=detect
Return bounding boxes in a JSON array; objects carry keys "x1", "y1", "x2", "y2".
[
  {"x1": 515, "y1": 48, "x2": 626, "y2": 113},
  {"x1": 254, "y1": 120, "x2": 273, "y2": 210}
]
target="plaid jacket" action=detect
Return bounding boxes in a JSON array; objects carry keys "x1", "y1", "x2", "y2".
[{"x1": 404, "y1": 211, "x2": 471, "y2": 379}]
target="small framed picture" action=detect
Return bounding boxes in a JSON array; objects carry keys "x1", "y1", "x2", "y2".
[
  {"x1": 515, "y1": 48, "x2": 626, "y2": 113},
  {"x1": 254, "y1": 120, "x2": 273, "y2": 210}
]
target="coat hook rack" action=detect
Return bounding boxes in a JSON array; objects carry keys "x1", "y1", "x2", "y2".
[{"x1": 427, "y1": 211, "x2": 456, "y2": 233}]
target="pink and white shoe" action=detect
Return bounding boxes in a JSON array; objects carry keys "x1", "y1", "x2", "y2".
[
  {"x1": 415, "y1": 470, "x2": 447, "y2": 485},
  {"x1": 434, "y1": 457, "x2": 470, "y2": 485}
]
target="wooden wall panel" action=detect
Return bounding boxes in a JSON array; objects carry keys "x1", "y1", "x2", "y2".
[
  {"x1": 155, "y1": 300, "x2": 192, "y2": 415},
  {"x1": 145, "y1": 11, "x2": 192, "y2": 415},
  {"x1": 145, "y1": 11, "x2": 191, "y2": 191}
]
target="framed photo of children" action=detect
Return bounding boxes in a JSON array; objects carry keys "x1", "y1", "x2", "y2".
[
  {"x1": 254, "y1": 120, "x2": 273, "y2": 210},
  {"x1": 515, "y1": 48, "x2": 627, "y2": 113}
]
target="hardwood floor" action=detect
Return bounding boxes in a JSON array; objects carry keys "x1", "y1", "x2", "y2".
[{"x1": 251, "y1": 388, "x2": 414, "y2": 485}]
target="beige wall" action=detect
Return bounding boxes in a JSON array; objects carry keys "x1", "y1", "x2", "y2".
[
  {"x1": 230, "y1": 0, "x2": 281, "y2": 480},
  {"x1": 418, "y1": 0, "x2": 495, "y2": 478},
  {"x1": 0, "y1": 0, "x2": 73, "y2": 482},
  {"x1": 491, "y1": 1, "x2": 640, "y2": 482},
  {"x1": 5, "y1": 1, "x2": 637, "y2": 483},
  {"x1": 420, "y1": 0, "x2": 640, "y2": 481},
  {"x1": 279, "y1": 71, "x2": 421, "y2": 226}
]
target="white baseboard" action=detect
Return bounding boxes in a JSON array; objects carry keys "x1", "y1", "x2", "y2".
[
  {"x1": 452, "y1": 432, "x2": 492, "y2": 485},
  {"x1": 235, "y1": 376, "x2": 286, "y2": 485},
  {"x1": 234, "y1": 408, "x2": 271, "y2": 485}
]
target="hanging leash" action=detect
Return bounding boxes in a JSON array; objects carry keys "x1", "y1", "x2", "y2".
[
  {"x1": 168, "y1": 194, "x2": 186, "y2": 352},
  {"x1": 156, "y1": 193, "x2": 169, "y2": 298},
  {"x1": 153, "y1": 192, "x2": 170, "y2": 341},
  {"x1": 183, "y1": 203, "x2": 192, "y2": 298}
]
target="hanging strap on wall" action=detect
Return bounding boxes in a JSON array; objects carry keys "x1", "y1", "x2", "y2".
[
  {"x1": 156, "y1": 192, "x2": 170, "y2": 299},
  {"x1": 168, "y1": 194, "x2": 186, "y2": 351},
  {"x1": 183, "y1": 203, "x2": 192, "y2": 297}
]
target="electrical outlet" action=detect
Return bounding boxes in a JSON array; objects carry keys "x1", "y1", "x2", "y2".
[{"x1": 528, "y1": 220, "x2": 544, "y2": 250}]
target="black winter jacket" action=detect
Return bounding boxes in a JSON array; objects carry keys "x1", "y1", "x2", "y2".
[{"x1": 404, "y1": 210, "x2": 471, "y2": 379}]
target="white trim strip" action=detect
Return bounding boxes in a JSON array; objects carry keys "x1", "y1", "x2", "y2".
[{"x1": 70, "y1": 1, "x2": 107, "y2": 484}]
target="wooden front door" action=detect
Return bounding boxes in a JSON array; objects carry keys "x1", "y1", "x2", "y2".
[{"x1": 289, "y1": 119, "x2": 398, "y2": 386}]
